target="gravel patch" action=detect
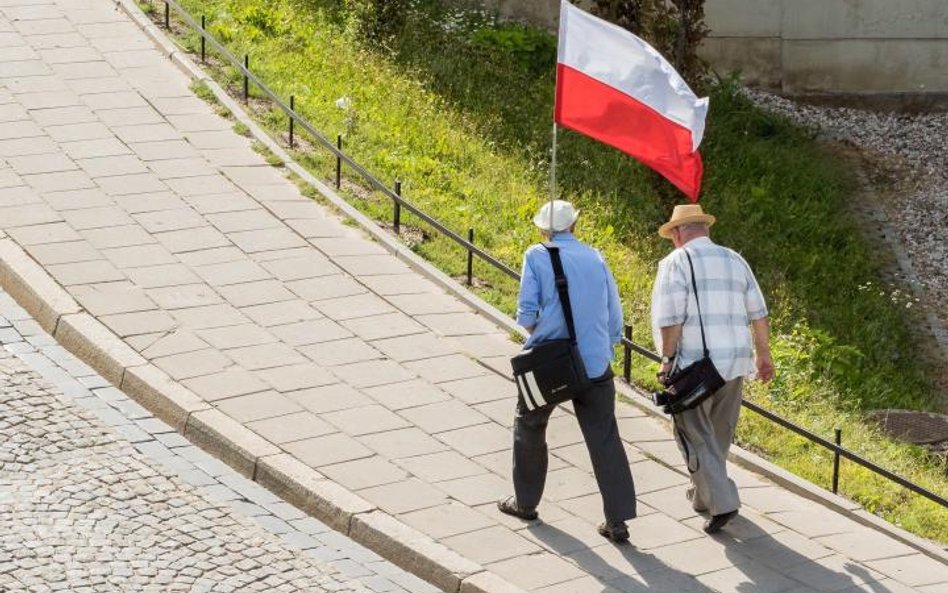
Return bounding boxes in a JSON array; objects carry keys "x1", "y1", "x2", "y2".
[{"x1": 745, "y1": 89, "x2": 948, "y2": 344}]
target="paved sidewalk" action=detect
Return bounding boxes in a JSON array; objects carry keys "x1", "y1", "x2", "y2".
[
  {"x1": 0, "y1": 1, "x2": 946, "y2": 592},
  {"x1": 0, "y1": 288, "x2": 441, "y2": 593}
]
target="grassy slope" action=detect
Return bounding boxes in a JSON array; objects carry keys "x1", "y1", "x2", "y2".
[{"x1": 165, "y1": 0, "x2": 947, "y2": 541}]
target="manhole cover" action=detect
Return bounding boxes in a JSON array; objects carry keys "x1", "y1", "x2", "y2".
[{"x1": 866, "y1": 410, "x2": 948, "y2": 445}]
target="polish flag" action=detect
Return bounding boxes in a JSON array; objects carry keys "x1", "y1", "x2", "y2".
[{"x1": 554, "y1": 1, "x2": 709, "y2": 201}]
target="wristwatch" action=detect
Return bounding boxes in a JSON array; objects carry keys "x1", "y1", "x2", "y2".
[{"x1": 660, "y1": 355, "x2": 675, "y2": 365}]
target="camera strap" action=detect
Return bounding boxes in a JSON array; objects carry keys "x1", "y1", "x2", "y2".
[
  {"x1": 683, "y1": 250, "x2": 710, "y2": 358},
  {"x1": 543, "y1": 243, "x2": 578, "y2": 345}
]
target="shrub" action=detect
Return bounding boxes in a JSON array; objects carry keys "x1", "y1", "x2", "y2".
[
  {"x1": 591, "y1": 0, "x2": 708, "y2": 85},
  {"x1": 345, "y1": 0, "x2": 408, "y2": 43}
]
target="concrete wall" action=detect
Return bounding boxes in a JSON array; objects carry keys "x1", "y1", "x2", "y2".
[
  {"x1": 704, "y1": 0, "x2": 948, "y2": 97},
  {"x1": 472, "y1": 0, "x2": 948, "y2": 98}
]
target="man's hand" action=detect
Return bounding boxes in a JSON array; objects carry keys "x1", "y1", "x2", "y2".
[
  {"x1": 750, "y1": 317, "x2": 773, "y2": 383},
  {"x1": 657, "y1": 361, "x2": 674, "y2": 385},
  {"x1": 755, "y1": 354, "x2": 775, "y2": 383}
]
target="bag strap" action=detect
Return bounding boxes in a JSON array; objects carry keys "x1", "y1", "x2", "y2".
[
  {"x1": 543, "y1": 243, "x2": 579, "y2": 345},
  {"x1": 683, "y1": 250, "x2": 710, "y2": 358}
]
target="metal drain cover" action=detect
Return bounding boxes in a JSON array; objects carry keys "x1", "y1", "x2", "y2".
[{"x1": 866, "y1": 410, "x2": 948, "y2": 445}]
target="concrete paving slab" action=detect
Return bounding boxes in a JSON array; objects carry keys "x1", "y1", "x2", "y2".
[
  {"x1": 153, "y1": 348, "x2": 233, "y2": 381},
  {"x1": 395, "y1": 451, "x2": 486, "y2": 483},
  {"x1": 363, "y1": 378, "x2": 451, "y2": 412},
  {"x1": 283, "y1": 432, "x2": 375, "y2": 469},
  {"x1": 399, "y1": 399, "x2": 490, "y2": 434},
  {"x1": 332, "y1": 359, "x2": 416, "y2": 388},
  {"x1": 435, "y1": 472, "x2": 511, "y2": 507},
  {"x1": 865, "y1": 553, "x2": 948, "y2": 587},
  {"x1": 357, "y1": 427, "x2": 450, "y2": 460},
  {"x1": 247, "y1": 411, "x2": 336, "y2": 445},
  {"x1": 183, "y1": 367, "x2": 269, "y2": 402},
  {"x1": 323, "y1": 404, "x2": 411, "y2": 436},
  {"x1": 399, "y1": 501, "x2": 496, "y2": 540},
  {"x1": 488, "y1": 553, "x2": 586, "y2": 591},
  {"x1": 445, "y1": 525, "x2": 542, "y2": 565},
  {"x1": 320, "y1": 456, "x2": 409, "y2": 491},
  {"x1": 288, "y1": 275, "x2": 368, "y2": 303},
  {"x1": 215, "y1": 390, "x2": 303, "y2": 423}
]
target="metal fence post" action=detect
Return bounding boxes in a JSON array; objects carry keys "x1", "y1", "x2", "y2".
[
  {"x1": 335, "y1": 134, "x2": 342, "y2": 189},
  {"x1": 623, "y1": 324, "x2": 632, "y2": 382},
  {"x1": 200, "y1": 15, "x2": 206, "y2": 62},
  {"x1": 164, "y1": 2, "x2": 170, "y2": 29},
  {"x1": 466, "y1": 229, "x2": 474, "y2": 286},
  {"x1": 243, "y1": 54, "x2": 249, "y2": 102},
  {"x1": 393, "y1": 181, "x2": 401, "y2": 234},
  {"x1": 289, "y1": 95, "x2": 295, "y2": 148},
  {"x1": 832, "y1": 427, "x2": 842, "y2": 494}
]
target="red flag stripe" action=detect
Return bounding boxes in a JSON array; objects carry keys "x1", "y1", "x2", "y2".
[{"x1": 554, "y1": 64, "x2": 703, "y2": 201}]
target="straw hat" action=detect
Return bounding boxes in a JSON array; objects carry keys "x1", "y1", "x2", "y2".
[
  {"x1": 533, "y1": 200, "x2": 580, "y2": 232},
  {"x1": 658, "y1": 204, "x2": 716, "y2": 239}
]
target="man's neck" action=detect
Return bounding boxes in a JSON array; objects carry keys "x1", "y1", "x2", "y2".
[{"x1": 680, "y1": 234, "x2": 710, "y2": 247}]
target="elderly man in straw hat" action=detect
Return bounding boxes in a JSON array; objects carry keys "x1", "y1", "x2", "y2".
[
  {"x1": 651, "y1": 204, "x2": 774, "y2": 534},
  {"x1": 498, "y1": 200, "x2": 637, "y2": 543}
]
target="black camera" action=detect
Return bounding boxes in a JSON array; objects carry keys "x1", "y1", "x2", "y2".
[{"x1": 651, "y1": 391, "x2": 671, "y2": 407}]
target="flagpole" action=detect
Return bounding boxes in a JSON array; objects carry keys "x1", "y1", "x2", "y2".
[{"x1": 549, "y1": 122, "x2": 558, "y2": 232}]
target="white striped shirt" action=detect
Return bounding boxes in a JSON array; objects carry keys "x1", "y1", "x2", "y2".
[{"x1": 651, "y1": 237, "x2": 768, "y2": 381}]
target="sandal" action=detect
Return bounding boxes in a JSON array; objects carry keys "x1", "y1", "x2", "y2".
[{"x1": 497, "y1": 496, "x2": 538, "y2": 521}]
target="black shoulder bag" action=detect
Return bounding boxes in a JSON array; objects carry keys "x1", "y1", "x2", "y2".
[
  {"x1": 653, "y1": 250, "x2": 726, "y2": 415},
  {"x1": 511, "y1": 243, "x2": 591, "y2": 413}
]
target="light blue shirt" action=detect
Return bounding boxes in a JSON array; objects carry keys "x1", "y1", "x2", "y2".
[{"x1": 517, "y1": 233, "x2": 623, "y2": 378}]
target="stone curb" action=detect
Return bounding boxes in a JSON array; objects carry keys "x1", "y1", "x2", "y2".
[
  {"x1": 0, "y1": 238, "x2": 80, "y2": 334},
  {"x1": 255, "y1": 454, "x2": 374, "y2": 535},
  {"x1": 121, "y1": 364, "x2": 211, "y2": 434},
  {"x1": 184, "y1": 409, "x2": 281, "y2": 479},
  {"x1": 53, "y1": 313, "x2": 146, "y2": 387},
  {"x1": 350, "y1": 511, "x2": 484, "y2": 593},
  {"x1": 114, "y1": 0, "x2": 948, "y2": 565}
]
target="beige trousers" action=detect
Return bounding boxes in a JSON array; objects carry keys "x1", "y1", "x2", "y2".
[{"x1": 672, "y1": 378, "x2": 743, "y2": 516}]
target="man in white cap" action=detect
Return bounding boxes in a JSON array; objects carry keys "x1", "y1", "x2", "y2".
[
  {"x1": 499, "y1": 200, "x2": 637, "y2": 543},
  {"x1": 651, "y1": 204, "x2": 774, "y2": 534}
]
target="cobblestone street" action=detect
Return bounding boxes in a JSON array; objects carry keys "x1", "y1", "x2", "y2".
[{"x1": 0, "y1": 289, "x2": 440, "y2": 593}]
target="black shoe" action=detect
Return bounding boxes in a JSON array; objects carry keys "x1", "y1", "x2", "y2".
[
  {"x1": 597, "y1": 521, "x2": 630, "y2": 543},
  {"x1": 703, "y1": 510, "x2": 738, "y2": 534},
  {"x1": 497, "y1": 496, "x2": 538, "y2": 521}
]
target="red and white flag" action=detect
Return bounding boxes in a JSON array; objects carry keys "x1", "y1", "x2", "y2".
[{"x1": 554, "y1": 1, "x2": 708, "y2": 201}]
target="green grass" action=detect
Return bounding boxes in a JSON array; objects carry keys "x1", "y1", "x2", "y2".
[{"x1": 155, "y1": 0, "x2": 947, "y2": 542}]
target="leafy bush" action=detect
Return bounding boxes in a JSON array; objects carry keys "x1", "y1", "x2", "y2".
[
  {"x1": 344, "y1": 0, "x2": 407, "y2": 43},
  {"x1": 470, "y1": 24, "x2": 556, "y2": 74},
  {"x1": 592, "y1": 0, "x2": 709, "y2": 85}
]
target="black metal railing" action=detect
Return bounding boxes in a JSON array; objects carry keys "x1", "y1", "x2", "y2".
[{"x1": 153, "y1": 0, "x2": 947, "y2": 512}]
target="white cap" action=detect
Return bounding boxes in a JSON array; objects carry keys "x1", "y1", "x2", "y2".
[{"x1": 533, "y1": 200, "x2": 579, "y2": 232}]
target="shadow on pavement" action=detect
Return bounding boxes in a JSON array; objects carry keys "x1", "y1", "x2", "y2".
[
  {"x1": 527, "y1": 521, "x2": 715, "y2": 592},
  {"x1": 719, "y1": 515, "x2": 895, "y2": 593},
  {"x1": 525, "y1": 513, "x2": 897, "y2": 593}
]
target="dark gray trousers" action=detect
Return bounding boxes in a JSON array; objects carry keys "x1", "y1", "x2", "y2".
[{"x1": 512, "y1": 372, "x2": 637, "y2": 523}]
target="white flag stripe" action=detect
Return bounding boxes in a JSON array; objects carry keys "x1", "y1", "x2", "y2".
[{"x1": 558, "y1": 0, "x2": 708, "y2": 150}]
